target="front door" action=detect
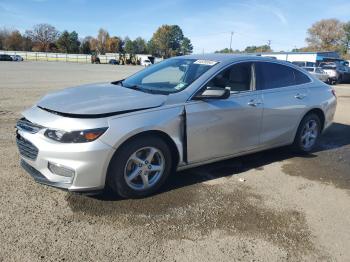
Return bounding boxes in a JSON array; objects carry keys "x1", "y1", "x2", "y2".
[{"x1": 185, "y1": 62, "x2": 263, "y2": 164}]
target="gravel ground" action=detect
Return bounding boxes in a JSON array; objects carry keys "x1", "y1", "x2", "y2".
[{"x1": 0, "y1": 61, "x2": 349, "y2": 262}]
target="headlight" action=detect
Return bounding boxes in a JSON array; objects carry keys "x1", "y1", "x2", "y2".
[{"x1": 44, "y1": 127, "x2": 108, "y2": 143}]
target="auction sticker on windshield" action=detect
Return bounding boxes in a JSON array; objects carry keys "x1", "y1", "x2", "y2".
[{"x1": 193, "y1": 60, "x2": 218, "y2": 66}]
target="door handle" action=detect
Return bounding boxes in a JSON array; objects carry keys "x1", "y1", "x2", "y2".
[
  {"x1": 294, "y1": 93, "x2": 306, "y2": 100},
  {"x1": 247, "y1": 100, "x2": 262, "y2": 107}
]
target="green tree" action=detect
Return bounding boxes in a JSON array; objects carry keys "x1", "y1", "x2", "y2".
[
  {"x1": 150, "y1": 24, "x2": 189, "y2": 57},
  {"x1": 180, "y1": 37, "x2": 193, "y2": 55},
  {"x1": 57, "y1": 30, "x2": 80, "y2": 53},
  {"x1": 56, "y1": 31, "x2": 70, "y2": 52},
  {"x1": 342, "y1": 21, "x2": 350, "y2": 58},
  {"x1": 68, "y1": 31, "x2": 80, "y2": 53},
  {"x1": 133, "y1": 37, "x2": 147, "y2": 54},
  {"x1": 244, "y1": 45, "x2": 271, "y2": 53},
  {"x1": 80, "y1": 37, "x2": 91, "y2": 54},
  {"x1": 124, "y1": 37, "x2": 135, "y2": 54},
  {"x1": 147, "y1": 39, "x2": 157, "y2": 55}
]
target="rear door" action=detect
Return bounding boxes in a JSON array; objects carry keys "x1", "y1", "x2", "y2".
[
  {"x1": 255, "y1": 62, "x2": 311, "y2": 147},
  {"x1": 185, "y1": 62, "x2": 263, "y2": 163}
]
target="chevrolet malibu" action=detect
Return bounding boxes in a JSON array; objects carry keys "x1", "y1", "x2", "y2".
[{"x1": 16, "y1": 55, "x2": 337, "y2": 198}]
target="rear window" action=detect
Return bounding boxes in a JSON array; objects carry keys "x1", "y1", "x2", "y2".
[{"x1": 256, "y1": 62, "x2": 310, "y2": 90}]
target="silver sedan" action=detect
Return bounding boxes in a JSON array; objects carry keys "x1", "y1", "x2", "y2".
[{"x1": 16, "y1": 55, "x2": 337, "y2": 198}]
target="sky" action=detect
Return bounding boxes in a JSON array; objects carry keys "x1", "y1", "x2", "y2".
[{"x1": 0, "y1": 0, "x2": 350, "y2": 53}]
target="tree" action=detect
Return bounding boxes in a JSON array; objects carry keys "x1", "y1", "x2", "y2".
[
  {"x1": 133, "y1": 37, "x2": 147, "y2": 54},
  {"x1": 147, "y1": 39, "x2": 157, "y2": 55},
  {"x1": 4, "y1": 30, "x2": 23, "y2": 50},
  {"x1": 97, "y1": 28, "x2": 109, "y2": 54},
  {"x1": 80, "y1": 37, "x2": 91, "y2": 54},
  {"x1": 0, "y1": 28, "x2": 10, "y2": 50},
  {"x1": 106, "y1": 36, "x2": 122, "y2": 53},
  {"x1": 150, "y1": 24, "x2": 188, "y2": 57},
  {"x1": 56, "y1": 30, "x2": 70, "y2": 52},
  {"x1": 306, "y1": 19, "x2": 345, "y2": 51},
  {"x1": 180, "y1": 37, "x2": 193, "y2": 55},
  {"x1": 124, "y1": 37, "x2": 135, "y2": 54},
  {"x1": 89, "y1": 37, "x2": 98, "y2": 53},
  {"x1": 26, "y1": 23, "x2": 59, "y2": 52},
  {"x1": 68, "y1": 31, "x2": 80, "y2": 53},
  {"x1": 342, "y1": 22, "x2": 350, "y2": 57},
  {"x1": 56, "y1": 30, "x2": 80, "y2": 53},
  {"x1": 21, "y1": 36, "x2": 33, "y2": 51},
  {"x1": 244, "y1": 45, "x2": 272, "y2": 53}
]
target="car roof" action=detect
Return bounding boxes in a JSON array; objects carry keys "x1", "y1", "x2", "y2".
[{"x1": 175, "y1": 53, "x2": 278, "y2": 63}]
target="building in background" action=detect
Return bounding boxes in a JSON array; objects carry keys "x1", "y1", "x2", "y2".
[{"x1": 259, "y1": 51, "x2": 347, "y2": 66}]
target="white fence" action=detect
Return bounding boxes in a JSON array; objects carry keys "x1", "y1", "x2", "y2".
[{"x1": 0, "y1": 50, "x2": 120, "y2": 63}]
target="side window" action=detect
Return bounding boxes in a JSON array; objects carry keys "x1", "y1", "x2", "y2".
[
  {"x1": 294, "y1": 69, "x2": 311, "y2": 85},
  {"x1": 206, "y1": 62, "x2": 252, "y2": 92},
  {"x1": 256, "y1": 62, "x2": 310, "y2": 90}
]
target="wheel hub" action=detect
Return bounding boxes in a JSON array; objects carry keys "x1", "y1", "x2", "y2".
[{"x1": 124, "y1": 147, "x2": 165, "y2": 191}]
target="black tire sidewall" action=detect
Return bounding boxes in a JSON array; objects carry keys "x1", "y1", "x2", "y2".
[
  {"x1": 107, "y1": 136, "x2": 173, "y2": 198},
  {"x1": 293, "y1": 113, "x2": 321, "y2": 153}
]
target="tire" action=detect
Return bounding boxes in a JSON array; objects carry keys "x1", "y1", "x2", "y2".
[
  {"x1": 292, "y1": 113, "x2": 321, "y2": 153},
  {"x1": 107, "y1": 135, "x2": 173, "y2": 198},
  {"x1": 337, "y1": 75, "x2": 343, "y2": 84}
]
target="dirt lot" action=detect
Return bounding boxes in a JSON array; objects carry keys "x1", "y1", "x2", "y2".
[{"x1": 0, "y1": 61, "x2": 349, "y2": 262}]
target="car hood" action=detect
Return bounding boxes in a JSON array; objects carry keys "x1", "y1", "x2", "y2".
[{"x1": 37, "y1": 82, "x2": 167, "y2": 117}]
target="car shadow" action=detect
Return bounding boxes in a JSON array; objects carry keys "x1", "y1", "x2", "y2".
[{"x1": 87, "y1": 122, "x2": 350, "y2": 202}]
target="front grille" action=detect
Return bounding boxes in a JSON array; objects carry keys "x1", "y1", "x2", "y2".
[
  {"x1": 16, "y1": 134, "x2": 39, "y2": 160},
  {"x1": 16, "y1": 118, "x2": 43, "y2": 134}
]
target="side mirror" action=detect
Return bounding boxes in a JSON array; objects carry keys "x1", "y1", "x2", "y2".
[{"x1": 194, "y1": 88, "x2": 230, "y2": 100}]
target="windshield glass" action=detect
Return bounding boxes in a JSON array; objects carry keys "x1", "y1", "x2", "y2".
[
  {"x1": 304, "y1": 67, "x2": 314, "y2": 72},
  {"x1": 121, "y1": 58, "x2": 217, "y2": 94},
  {"x1": 322, "y1": 65, "x2": 336, "y2": 70}
]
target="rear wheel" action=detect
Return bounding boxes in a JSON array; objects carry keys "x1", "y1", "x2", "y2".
[
  {"x1": 107, "y1": 136, "x2": 173, "y2": 198},
  {"x1": 292, "y1": 113, "x2": 321, "y2": 153}
]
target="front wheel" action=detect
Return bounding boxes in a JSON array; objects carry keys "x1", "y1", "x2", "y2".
[
  {"x1": 107, "y1": 136, "x2": 173, "y2": 198},
  {"x1": 292, "y1": 113, "x2": 321, "y2": 153}
]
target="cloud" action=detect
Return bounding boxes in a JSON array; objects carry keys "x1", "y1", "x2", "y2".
[{"x1": 270, "y1": 8, "x2": 288, "y2": 25}]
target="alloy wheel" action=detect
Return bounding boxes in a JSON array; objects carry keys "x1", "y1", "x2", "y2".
[
  {"x1": 301, "y1": 119, "x2": 318, "y2": 150},
  {"x1": 124, "y1": 147, "x2": 165, "y2": 191}
]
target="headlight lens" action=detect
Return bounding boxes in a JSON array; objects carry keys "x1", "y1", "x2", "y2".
[{"x1": 44, "y1": 127, "x2": 108, "y2": 143}]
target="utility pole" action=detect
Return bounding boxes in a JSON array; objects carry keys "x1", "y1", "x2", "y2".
[{"x1": 229, "y1": 32, "x2": 234, "y2": 53}]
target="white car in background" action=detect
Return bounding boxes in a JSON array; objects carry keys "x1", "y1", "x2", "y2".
[
  {"x1": 142, "y1": 59, "x2": 152, "y2": 67},
  {"x1": 303, "y1": 67, "x2": 328, "y2": 83},
  {"x1": 11, "y1": 55, "x2": 24, "y2": 61}
]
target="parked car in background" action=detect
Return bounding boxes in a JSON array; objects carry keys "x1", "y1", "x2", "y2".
[
  {"x1": 11, "y1": 55, "x2": 24, "y2": 61},
  {"x1": 108, "y1": 59, "x2": 119, "y2": 65},
  {"x1": 0, "y1": 54, "x2": 13, "y2": 61},
  {"x1": 142, "y1": 59, "x2": 152, "y2": 67},
  {"x1": 303, "y1": 67, "x2": 328, "y2": 83},
  {"x1": 292, "y1": 61, "x2": 316, "y2": 67},
  {"x1": 16, "y1": 55, "x2": 337, "y2": 198},
  {"x1": 320, "y1": 62, "x2": 348, "y2": 84}
]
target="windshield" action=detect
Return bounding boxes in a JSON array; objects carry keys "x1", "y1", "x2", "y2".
[
  {"x1": 304, "y1": 67, "x2": 314, "y2": 72},
  {"x1": 121, "y1": 58, "x2": 217, "y2": 94},
  {"x1": 322, "y1": 65, "x2": 336, "y2": 70}
]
